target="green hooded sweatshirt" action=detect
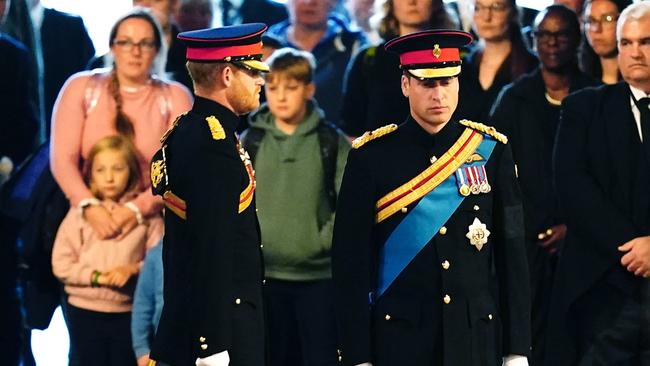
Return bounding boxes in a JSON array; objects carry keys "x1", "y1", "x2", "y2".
[{"x1": 245, "y1": 100, "x2": 350, "y2": 281}]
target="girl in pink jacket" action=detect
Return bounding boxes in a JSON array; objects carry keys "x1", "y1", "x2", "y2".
[{"x1": 52, "y1": 135, "x2": 163, "y2": 366}]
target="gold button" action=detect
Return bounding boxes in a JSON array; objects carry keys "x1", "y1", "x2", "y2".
[
  {"x1": 255, "y1": 208, "x2": 259, "y2": 212},
  {"x1": 537, "y1": 233, "x2": 546, "y2": 240},
  {"x1": 443, "y1": 294, "x2": 451, "y2": 304},
  {"x1": 430, "y1": 155, "x2": 438, "y2": 163},
  {"x1": 338, "y1": 356, "x2": 342, "y2": 362},
  {"x1": 384, "y1": 314, "x2": 391, "y2": 321},
  {"x1": 235, "y1": 298, "x2": 241, "y2": 305},
  {"x1": 199, "y1": 336, "x2": 206, "y2": 342},
  {"x1": 473, "y1": 205, "x2": 479, "y2": 211},
  {"x1": 401, "y1": 207, "x2": 408, "y2": 213},
  {"x1": 439, "y1": 226, "x2": 447, "y2": 235},
  {"x1": 262, "y1": 279, "x2": 267, "y2": 284},
  {"x1": 442, "y1": 260, "x2": 450, "y2": 270},
  {"x1": 200, "y1": 344, "x2": 208, "y2": 350},
  {"x1": 488, "y1": 314, "x2": 493, "y2": 320},
  {"x1": 260, "y1": 244, "x2": 264, "y2": 248}
]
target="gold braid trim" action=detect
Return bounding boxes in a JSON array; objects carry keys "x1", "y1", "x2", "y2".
[
  {"x1": 459, "y1": 119, "x2": 508, "y2": 144},
  {"x1": 352, "y1": 124, "x2": 399, "y2": 149},
  {"x1": 160, "y1": 112, "x2": 187, "y2": 144},
  {"x1": 206, "y1": 116, "x2": 226, "y2": 140}
]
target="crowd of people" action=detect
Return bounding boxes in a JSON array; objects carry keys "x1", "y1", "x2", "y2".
[{"x1": 1, "y1": 0, "x2": 650, "y2": 365}]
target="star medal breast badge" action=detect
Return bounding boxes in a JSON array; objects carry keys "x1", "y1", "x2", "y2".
[{"x1": 466, "y1": 217, "x2": 490, "y2": 251}]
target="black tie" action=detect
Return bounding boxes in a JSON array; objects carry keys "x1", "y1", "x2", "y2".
[{"x1": 636, "y1": 97, "x2": 650, "y2": 162}]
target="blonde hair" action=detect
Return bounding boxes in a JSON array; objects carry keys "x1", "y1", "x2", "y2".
[
  {"x1": 84, "y1": 135, "x2": 142, "y2": 200},
  {"x1": 265, "y1": 47, "x2": 316, "y2": 84}
]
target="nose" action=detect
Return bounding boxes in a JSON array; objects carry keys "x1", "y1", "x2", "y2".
[
  {"x1": 131, "y1": 44, "x2": 143, "y2": 56},
  {"x1": 430, "y1": 86, "x2": 444, "y2": 101}
]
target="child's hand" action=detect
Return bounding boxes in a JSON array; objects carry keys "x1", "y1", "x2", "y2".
[
  {"x1": 84, "y1": 205, "x2": 120, "y2": 239},
  {"x1": 137, "y1": 354, "x2": 150, "y2": 366},
  {"x1": 112, "y1": 205, "x2": 139, "y2": 240},
  {"x1": 104, "y1": 264, "x2": 140, "y2": 288}
]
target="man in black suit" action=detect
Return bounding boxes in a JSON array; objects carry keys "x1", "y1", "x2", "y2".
[
  {"x1": 332, "y1": 30, "x2": 531, "y2": 366},
  {"x1": 27, "y1": 0, "x2": 94, "y2": 139},
  {"x1": 149, "y1": 23, "x2": 268, "y2": 366},
  {"x1": 545, "y1": 2, "x2": 650, "y2": 365}
]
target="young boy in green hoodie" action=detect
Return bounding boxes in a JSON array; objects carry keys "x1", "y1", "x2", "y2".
[{"x1": 242, "y1": 47, "x2": 350, "y2": 366}]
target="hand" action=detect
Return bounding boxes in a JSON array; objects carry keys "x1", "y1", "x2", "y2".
[
  {"x1": 619, "y1": 236, "x2": 650, "y2": 277},
  {"x1": 355, "y1": 364, "x2": 373, "y2": 366},
  {"x1": 195, "y1": 351, "x2": 229, "y2": 366},
  {"x1": 537, "y1": 224, "x2": 567, "y2": 254},
  {"x1": 502, "y1": 354, "x2": 528, "y2": 366},
  {"x1": 103, "y1": 264, "x2": 140, "y2": 288},
  {"x1": 137, "y1": 354, "x2": 150, "y2": 366},
  {"x1": 84, "y1": 205, "x2": 120, "y2": 239},
  {"x1": 112, "y1": 205, "x2": 139, "y2": 240}
]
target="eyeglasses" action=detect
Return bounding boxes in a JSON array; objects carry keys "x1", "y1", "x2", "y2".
[
  {"x1": 584, "y1": 13, "x2": 619, "y2": 29},
  {"x1": 472, "y1": 2, "x2": 509, "y2": 15},
  {"x1": 113, "y1": 39, "x2": 157, "y2": 52},
  {"x1": 533, "y1": 30, "x2": 573, "y2": 44}
]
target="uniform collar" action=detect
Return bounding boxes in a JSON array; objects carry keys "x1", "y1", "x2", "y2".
[
  {"x1": 401, "y1": 116, "x2": 462, "y2": 149},
  {"x1": 192, "y1": 96, "x2": 241, "y2": 133}
]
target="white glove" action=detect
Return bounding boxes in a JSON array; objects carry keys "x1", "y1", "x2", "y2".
[
  {"x1": 502, "y1": 354, "x2": 528, "y2": 366},
  {"x1": 195, "y1": 350, "x2": 229, "y2": 366},
  {"x1": 355, "y1": 363, "x2": 373, "y2": 366}
]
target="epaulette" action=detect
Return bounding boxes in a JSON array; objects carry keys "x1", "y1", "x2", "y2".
[
  {"x1": 160, "y1": 112, "x2": 187, "y2": 144},
  {"x1": 459, "y1": 119, "x2": 508, "y2": 144},
  {"x1": 352, "y1": 124, "x2": 398, "y2": 149},
  {"x1": 206, "y1": 115, "x2": 226, "y2": 140}
]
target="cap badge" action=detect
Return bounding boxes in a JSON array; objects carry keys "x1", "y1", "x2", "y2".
[
  {"x1": 466, "y1": 217, "x2": 490, "y2": 251},
  {"x1": 432, "y1": 44, "x2": 442, "y2": 59}
]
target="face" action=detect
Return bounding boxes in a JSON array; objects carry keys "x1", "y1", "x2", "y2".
[
  {"x1": 346, "y1": 0, "x2": 375, "y2": 25},
  {"x1": 554, "y1": 0, "x2": 585, "y2": 13},
  {"x1": 175, "y1": 0, "x2": 213, "y2": 31},
  {"x1": 111, "y1": 17, "x2": 159, "y2": 84},
  {"x1": 265, "y1": 75, "x2": 315, "y2": 125},
  {"x1": 535, "y1": 11, "x2": 579, "y2": 72},
  {"x1": 227, "y1": 67, "x2": 265, "y2": 115},
  {"x1": 584, "y1": 0, "x2": 619, "y2": 57},
  {"x1": 618, "y1": 17, "x2": 650, "y2": 91},
  {"x1": 473, "y1": 0, "x2": 512, "y2": 42},
  {"x1": 91, "y1": 149, "x2": 131, "y2": 201},
  {"x1": 133, "y1": 0, "x2": 177, "y2": 28},
  {"x1": 288, "y1": 0, "x2": 335, "y2": 28},
  {"x1": 393, "y1": 0, "x2": 435, "y2": 29},
  {"x1": 401, "y1": 75, "x2": 459, "y2": 131}
]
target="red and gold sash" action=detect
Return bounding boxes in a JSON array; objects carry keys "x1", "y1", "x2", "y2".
[
  {"x1": 375, "y1": 128, "x2": 483, "y2": 223},
  {"x1": 239, "y1": 162, "x2": 256, "y2": 213}
]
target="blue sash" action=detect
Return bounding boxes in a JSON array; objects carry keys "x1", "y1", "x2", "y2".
[{"x1": 374, "y1": 137, "x2": 497, "y2": 301}]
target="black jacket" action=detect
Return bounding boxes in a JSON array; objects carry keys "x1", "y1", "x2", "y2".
[
  {"x1": 332, "y1": 117, "x2": 530, "y2": 366},
  {"x1": 150, "y1": 97, "x2": 264, "y2": 366},
  {"x1": 41, "y1": 8, "x2": 95, "y2": 134},
  {"x1": 545, "y1": 82, "x2": 650, "y2": 365}
]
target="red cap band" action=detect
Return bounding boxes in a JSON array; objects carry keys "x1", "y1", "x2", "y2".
[
  {"x1": 399, "y1": 48, "x2": 460, "y2": 66},
  {"x1": 186, "y1": 41, "x2": 263, "y2": 61}
]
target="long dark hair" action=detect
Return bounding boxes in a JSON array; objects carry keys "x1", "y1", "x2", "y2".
[
  {"x1": 377, "y1": 0, "x2": 458, "y2": 41},
  {"x1": 505, "y1": 0, "x2": 536, "y2": 79},
  {"x1": 107, "y1": 7, "x2": 163, "y2": 140},
  {"x1": 579, "y1": 0, "x2": 632, "y2": 80}
]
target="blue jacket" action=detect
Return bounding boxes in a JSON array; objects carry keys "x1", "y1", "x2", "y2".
[
  {"x1": 266, "y1": 16, "x2": 367, "y2": 125},
  {"x1": 131, "y1": 243, "x2": 164, "y2": 358}
]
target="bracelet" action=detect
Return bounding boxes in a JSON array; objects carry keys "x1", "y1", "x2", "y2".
[
  {"x1": 124, "y1": 202, "x2": 144, "y2": 225},
  {"x1": 77, "y1": 198, "x2": 101, "y2": 218},
  {"x1": 91, "y1": 270, "x2": 101, "y2": 287}
]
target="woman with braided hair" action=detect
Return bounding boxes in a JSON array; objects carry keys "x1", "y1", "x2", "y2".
[{"x1": 50, "y1": 7, "x2": 192, "y2": 241}]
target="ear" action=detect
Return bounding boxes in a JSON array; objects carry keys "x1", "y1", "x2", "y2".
[
  {"x1": 306, "y1": 82, "x2": 316, "y2": 98},
  {"x1": 401, "y1": 74, "x2": 410, "y2": 98},
  {"x1": 221, "y1": 65, "x2": 235, "y2": 87}
]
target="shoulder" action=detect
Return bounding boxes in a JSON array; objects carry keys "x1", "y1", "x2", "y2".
[
  {"x1": 45, "y1": 7, "x2": 85, "y2": 25},
  {"x1": 459, "y1": 119, "x2": 508, "y2": 144},
  {"x1": 564, "y1": 83, "x2": 614, "y2": 107},
  {"x1": 351, "y1": 123, "x2": 399, "y2": 149}
]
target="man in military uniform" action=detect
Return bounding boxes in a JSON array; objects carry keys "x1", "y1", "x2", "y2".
[
  {"x1": 331, "y1": 30, "x2": 531, "y2": 366},
  {"x1": 148, "y1": 24, "x2": 268, "y2": 366}
]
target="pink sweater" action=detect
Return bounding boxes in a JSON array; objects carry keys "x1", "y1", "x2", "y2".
[
  {"x1": 50, "y1": 70, "x2": 193, "y2": 217},
  {"x1": 51, "y1": 199, "x2": 164, "y2": 313}
]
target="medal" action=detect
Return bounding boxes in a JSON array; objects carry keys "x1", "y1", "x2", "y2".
[
  {"x1": 478, "y1": 165, "x2": 491, "y2": 193},
  {"x1": 466, "y1": 217, "x2": 490, "y2": 251},
  {"x1": 468, "y1": 167, "x2": 480, "y2": 195},
  {"x1": 455, "y1": 169, "x2": 471, "y2": 196}
]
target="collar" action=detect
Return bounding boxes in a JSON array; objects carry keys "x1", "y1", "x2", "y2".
[
  {"x1": 192, "y1": 96, "x2": 241, "y2": 134},
  {"x1": 400, "y1": 116, "x2": 462, "y2": 149},
  {"x1": 630, "y1": 84, "x2": 650, "y2": 102},
  {"x1": 30, "y1": 2, "x2": 45, "y2": 30}
]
